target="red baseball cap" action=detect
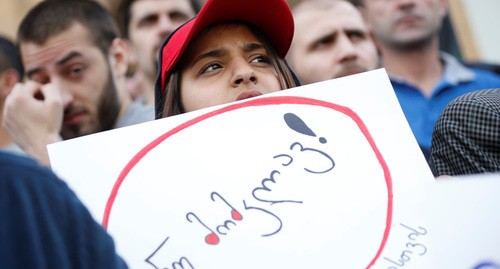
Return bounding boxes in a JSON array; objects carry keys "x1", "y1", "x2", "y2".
[{"x1": 154, "y1": 0, "x2": 294, "y2": 118}]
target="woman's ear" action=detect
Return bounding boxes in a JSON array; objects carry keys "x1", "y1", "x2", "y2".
[{"x1": 108, "y1": 37, "x2": 129, "y2": 78}]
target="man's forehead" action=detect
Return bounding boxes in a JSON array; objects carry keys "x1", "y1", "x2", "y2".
[
  {"x1": 20, "y1": 29, "x2": 96, "y2": 70},
  {"x1": 297, "y1": 1, "x2": 361, "y2": 18},
  {"x1": 130, "y1": 0, "x2": 193, "y2": 17},
  {"x1": 294, "y1": 6, "x2": 367, "y2": 33}
]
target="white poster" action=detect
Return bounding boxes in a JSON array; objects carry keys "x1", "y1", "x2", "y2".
[{"x1": 48, "y1": 69, "x2": 500, "y2": 268}]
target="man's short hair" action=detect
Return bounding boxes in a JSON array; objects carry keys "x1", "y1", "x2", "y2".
[
  {"x1": 0, "y1": 36, "x2": 24, "y2": 78},
  {"x1": 18, "y1": 0, "x2": 120, "y2": 56},
  {"x1": 117, "y1": 0, "x2": 201, "y2": 38}
]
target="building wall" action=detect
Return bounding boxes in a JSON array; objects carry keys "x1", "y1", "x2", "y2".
[
  {"x1": 0, "y1": 0, "x2": 118, "y2": 41},
  {"x1": 0, "y1": 0, "x2": 41, "y2": 40},
  {"x1": 1, "y1": 0, "x2": 499, "y2": 65},
  {"x1": 459, "y1": 0, "x2": 500, "y2": 65}
]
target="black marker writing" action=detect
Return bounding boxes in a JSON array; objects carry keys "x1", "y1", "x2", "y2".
[
  {"x1": 145, "y1": 236, "x2": 195, "y2": 269},
  {"x1": 284, "y1": 113, "x2": 327, "y2": 144},
  {"x1": 186, "y1": 212, "x2": 220, "y2": 245},
  {"x1": 384, "y1": 223, "x2": 427, "y2": 268}
]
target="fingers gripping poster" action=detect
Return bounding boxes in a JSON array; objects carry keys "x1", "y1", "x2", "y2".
[{"x1": 48, "y1": 69, "x2": 499, "y2": 268}]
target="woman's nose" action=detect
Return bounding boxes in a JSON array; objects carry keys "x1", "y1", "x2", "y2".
[{"x1": 230, "y1": 58, "x2": 257, "y2": 87}]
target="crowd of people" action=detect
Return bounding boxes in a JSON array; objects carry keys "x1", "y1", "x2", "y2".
[{"x1": 1, "y1": 0, "x2": 499, "y2": 267}]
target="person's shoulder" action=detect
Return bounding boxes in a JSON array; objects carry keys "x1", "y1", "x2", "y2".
[
  {"x1": 0, "y1": 151, "x2": 50, "y2": 175},
  {"x1": 116, "y1": 101, "x2": 154, "y2": 128},
  {"x1": 0, "y1": 151, "x2": 129, "y2": 269},
  {"x1": 0, "y1": 151, "x2": 67, "y2": 193},
  {"x1": 451, "y1": 88, "x2": 499, "y2": 104},
  {"x1": 443, "y1": 88, "x2": 500, "y2": 120},
  {"x1": 465, "y1": 61, "x2": 500, "y2": 76},
  {"x1": 469, "y1": 67, "x2": 500, "y2": 83},
  {"x1": 460, "y1": 68, "x2": 500, "y2": 91},
  {"x1": 129, "y1": 99, "x2": 154, "y2": 114}
]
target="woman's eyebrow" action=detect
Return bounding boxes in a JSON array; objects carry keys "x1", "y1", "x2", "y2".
[
  {"x1": 191, "y1": 48, "x2": 226, "y2": 67},
  {"x1": 243, "y1": 42, "x2": 265, "y2": 53},
  {"x1": 190, "y1": 42, "x2": 265, "y2": 67}
]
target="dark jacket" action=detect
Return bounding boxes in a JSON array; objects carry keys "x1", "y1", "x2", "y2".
[{"x1": 0, "y1": 152, "x2": 128, "y2": 269}]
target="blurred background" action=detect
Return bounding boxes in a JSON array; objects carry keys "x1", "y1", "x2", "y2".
[{"x1": 1, "y1": 0, "x2": 499, "y2": 66}]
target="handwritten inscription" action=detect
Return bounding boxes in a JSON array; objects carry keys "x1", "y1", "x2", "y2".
[
  {"x1": 145, "y1": 113, "x2": 334, "y2": 267},
  {"x1": 384, "y1": 223, "x2": 427, "y2": 268},
  {"x1": 473, "y1": 261, "x2": 500, "y2": 269},
  {"x1": 145, "y1": 236, "x2": 194, "y2": 269},
  {"x1": 186, "y1": 192, "x2": 244, "y2": 245},
  {"x1": 185, "y1": 113, "x2": 334, "y2": 245}
]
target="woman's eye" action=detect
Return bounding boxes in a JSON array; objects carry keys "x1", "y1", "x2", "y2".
[
  {"x1": 201, "y1": 63, "x2": 222, "y2": 73},
  {"x1": 251, "y1": 55, "x2": 271, "y2": 64}
]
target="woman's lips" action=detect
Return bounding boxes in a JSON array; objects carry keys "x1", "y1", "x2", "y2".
[{"x1": 235, "y1": 89, "x2": 263, "y2": 101}]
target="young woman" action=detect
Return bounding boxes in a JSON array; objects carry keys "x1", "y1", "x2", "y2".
[{"x1": 154, "y1": 0, "x2": 299, "y2": 118}]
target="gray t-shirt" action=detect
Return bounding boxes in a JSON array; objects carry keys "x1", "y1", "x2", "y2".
[{"x1": 115, "y1": 100, "x2": 154, "y2": 128}]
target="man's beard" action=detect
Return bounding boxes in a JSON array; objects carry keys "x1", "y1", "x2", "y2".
[
  {"x1": 97, "y1": 70, "x2": 122, "y2": 133},
  {"x1": 333, "y1": 63, "x2": 368, "y2": 79},
  {"x1": 385, "y1": 20, "x2": 440, "y2": 52},
  {"x1": 390, "y1": 33, "x2": 435, "y2": 51},
  {"x1": 60, "y1": 69, "x2": 121, "y2": 139}
]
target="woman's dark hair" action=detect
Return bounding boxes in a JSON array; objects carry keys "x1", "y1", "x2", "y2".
[{"x1": 160, "y1": 22, "x2": 299, "y2": 118}]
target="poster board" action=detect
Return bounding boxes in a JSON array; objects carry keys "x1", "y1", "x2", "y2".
[{"x1": 48, "y1": 69, "x2": 500, "y2": 268}]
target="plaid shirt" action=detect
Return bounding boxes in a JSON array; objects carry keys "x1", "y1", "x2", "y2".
[{"x1": 429, "y1": 88, "x2": 500, "y2": 176}]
